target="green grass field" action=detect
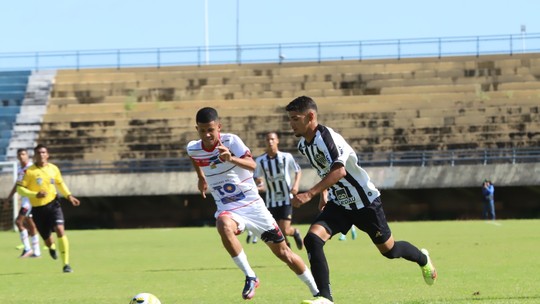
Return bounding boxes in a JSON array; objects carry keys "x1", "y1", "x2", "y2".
[{"x1": 0, "y1": 220, "x2": 538, "y2": 303}]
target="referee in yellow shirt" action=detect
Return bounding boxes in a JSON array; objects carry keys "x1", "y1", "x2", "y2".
[{"x1": 17, "y1": 144, "x2": 80, "y2": 273}]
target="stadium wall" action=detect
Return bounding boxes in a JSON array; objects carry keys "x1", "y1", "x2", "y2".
[{"x1": 6, "y1": 163, "x2": 534, "y2": 229}]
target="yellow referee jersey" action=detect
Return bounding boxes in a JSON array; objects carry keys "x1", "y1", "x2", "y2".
[{"x1": 17, "y1": 163, "x2": 72, "y2": 207}]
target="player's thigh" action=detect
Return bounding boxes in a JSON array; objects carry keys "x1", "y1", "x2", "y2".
[
  {"x1": 352, "y1": 197, "x2": 392, "y2": 245},
  {"x1": 312, "y1": 203, "x2": 352, "y2": 239}
]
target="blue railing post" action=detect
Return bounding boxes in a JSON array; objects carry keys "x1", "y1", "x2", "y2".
[
  {"x1": 278, "y1": 44, "x2": 283, "y2": 64},
  {"x1": 157, "y1": 48, "x2": 161, "y2": 69},
  {"x1": 76, "y1": 51, "x2": 80, "y2": 71},
  {"x1": 476, "y1": 36, "x2": 480, "y2": 57},
  {"x1": 438, "y1": 38, "x2": 442, "y2": 59},
  {"x1": 197, "y1": 47, "x2": 201, "y2": 67},
  {"x1": 35, "y1": 52, "x2": 39, "y2": 72},
  {"x1": 236, "y1": 45, "x2": 241, "y2": 65},
  {"x1": 358, "y1": 41, "x2": 362, "y2": 61},
  {"x1": 397, "y1": 39, "x2": 401, "y2": 60},
  {"x1": 318, "y1": 42, "x2": 321, "y2": 63},
  {"x1": 117, "y1": 49, "x2": 121, "y2": 70},
  {"x1": 510, "y1": 35, "x2": 513, "y2": 56}
]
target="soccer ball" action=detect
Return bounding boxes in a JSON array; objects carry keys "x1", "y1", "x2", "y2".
[{"x1": 129, "y1": 293, "x2": 161, "y2": 304}]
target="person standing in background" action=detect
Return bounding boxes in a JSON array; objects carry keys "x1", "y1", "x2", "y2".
[
  {"x1": 254, "y1": 132, "x2": 303, "y2": 250},
  {"x1": 482, "y1": 179, "x2": 495, "y2": 220}
]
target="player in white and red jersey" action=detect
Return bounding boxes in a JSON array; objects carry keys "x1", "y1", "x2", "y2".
[
  {"x1": 2, "y1": 148, "x2": 41, "y2": 258},
  {"x1": 187, "y1": 107, "x2": 318, "y2": 301}
]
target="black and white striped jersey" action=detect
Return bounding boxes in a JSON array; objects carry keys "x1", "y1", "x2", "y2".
[
  {"x1": 297, "y1": 124, "x2": 380, "y2": 210},
  {"x1": 254, "y1": 151, "x2": 300, "y2": 208}
]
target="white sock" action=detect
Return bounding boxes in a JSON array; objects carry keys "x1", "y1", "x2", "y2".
[
  {"x1": 31, "y1": 235, "x2": 41, "y2": 256},
  {"x1": 232, "y1": 249, "x2": 256, "y2": 278},
  {"x1": 19, "y1": 229, "x2": 31, "y2": 251},
  {"x1": 297, "y1": 265, "x2": 319, "y2": 296}
]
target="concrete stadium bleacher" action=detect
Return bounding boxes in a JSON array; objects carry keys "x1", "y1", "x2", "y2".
[{"x1": 37, "y1": 53, "x2": 540, "y2": 162}]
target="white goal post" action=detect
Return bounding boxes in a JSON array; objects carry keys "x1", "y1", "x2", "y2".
[{"x1": 0, "y1": 161, "x2": 18, "y2": 231}]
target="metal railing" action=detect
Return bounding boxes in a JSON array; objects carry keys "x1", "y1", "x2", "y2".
[
  {"x1": 49, "y1": 147, "x2": 540, "y2": 175},
  {"x1": 1, "y1": 33, "x2": 540, "y2": 71}
]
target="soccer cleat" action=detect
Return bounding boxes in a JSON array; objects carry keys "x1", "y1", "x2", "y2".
[
  {"x1": 30, "y1": 253, "x2": 41, "y2": 258},
  {"x1": 252, "y1": 236, "x2": 258, "y2": 244},
  {"x1": 241, "y1": 276, "x2": 259, "y2": 300},
  {"x1": 293, "y1": 229, "x2": 303, "y2": 250},
  {"x1": 246, "y1": 233, "x2": 252, "y2": 244},
  {"x1": 301, "y1": 296, "x2": 334, "y2": 304},
  {"x1": 49, "y1": 248, "x2": 58, "y2": 260},
  {"x1": 420, "y1": 248, "x2": 437, "y2": 285},
  {"x1": 19, "y1": 249, "x2": 34, "y2": 258},
  {"x1": 63, "y1": 264, "x2": 73, "y2": 273},
  {"x1": 338, "y1": 234, "x2": 346, "y2": 241}
]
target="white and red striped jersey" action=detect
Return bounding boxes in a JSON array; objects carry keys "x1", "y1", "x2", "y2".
[{"x1": 187, "y1": 133, "x2": 264, "y2": 213}]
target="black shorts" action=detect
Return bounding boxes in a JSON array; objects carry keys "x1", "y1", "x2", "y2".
[
  {"x1": 314, "y1": 197, "x2": 392, "y2": 244},
  {"x1": 31, "y1": 199, "x2": 65, "y2": 240},
  {"x1": 268, "y1": 204, "x2": 293, "y2": 221}
]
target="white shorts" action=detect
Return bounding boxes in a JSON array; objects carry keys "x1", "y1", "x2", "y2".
[
  {"x1": 18, "y1": 198, "x2": 32, "y2": 217},
  {"x1": 215, "y1": 199, "x2": 282, "y2": 242}
]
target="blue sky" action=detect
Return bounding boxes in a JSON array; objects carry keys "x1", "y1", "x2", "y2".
[{"x1": 1, "y1": 0, "x2": 539, "y2": 53}]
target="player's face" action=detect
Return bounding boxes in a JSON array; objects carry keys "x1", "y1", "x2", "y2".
[
  {"x1": 287, "y1": 111, "x2": 309, "y2": 137},
  {"x1": 265, "y1": 133, "x2": 279, "y2": 149},
  {"x1": 196, "y1": 120, "x2": 221, "y2": 149},
  {"x1": 34, "y1": 147, "x2": 49, "y2": 165},
  {"x1": 17, "y1": 151, "x2": 29, "y2": 164}
]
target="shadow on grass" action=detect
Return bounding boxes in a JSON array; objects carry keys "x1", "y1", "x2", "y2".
[{"x1": 144, "y1": 265, "x2": 271, "y2": 272}]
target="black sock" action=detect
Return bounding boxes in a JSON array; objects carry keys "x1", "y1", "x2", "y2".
[
  {"x1": 382, "y1": 241, "x2": 427, "y2": 266},
  {"x1": 304, "y1": 232, "x2": 332, "y2": 301}
]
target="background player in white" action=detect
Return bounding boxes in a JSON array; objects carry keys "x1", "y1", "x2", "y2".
[
  {"x1": 187, "y1": 107, "x2": 318, "y2": 301},
  {"x1": 2, "y1": 148, "x2": 41, "y2": 257},
  {"x1": 286, "y1": 96, "x2": 437, "y2": 304},
  {"x1": 254, "y1": 132, "x2": 303, "y2": 250}
]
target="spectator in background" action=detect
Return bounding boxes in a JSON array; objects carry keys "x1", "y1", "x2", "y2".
[{"x1": 482, "y1": 179, "x2": 495, "y2": 220}]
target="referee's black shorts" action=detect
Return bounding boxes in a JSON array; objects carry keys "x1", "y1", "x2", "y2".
[
  {"x1": 31, "y1": 198, "x2": 65, "y2": 240},
  {"x1": 314, "y1": 197, "x2": 392, "y2": 244}
]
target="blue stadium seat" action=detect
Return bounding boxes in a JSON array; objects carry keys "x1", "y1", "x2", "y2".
[{"x1": 0, "y1": 70, "x2": 30, "y2": 159}]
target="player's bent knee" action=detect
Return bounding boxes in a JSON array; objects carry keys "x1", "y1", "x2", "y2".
[
  {"x1": 382, "y1": 246, "x2": 399, "y2": 259},
  {"x1": 304, "y1": 232, "x2": 324, "y2": 251}
]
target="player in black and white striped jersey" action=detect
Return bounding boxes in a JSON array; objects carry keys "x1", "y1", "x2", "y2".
[
  {"x1": 254, "y1": 132, "x2": 303, "y2": 250},
  {"x1": 286, "y1": 96, "x2": 437, "y2": 304}
]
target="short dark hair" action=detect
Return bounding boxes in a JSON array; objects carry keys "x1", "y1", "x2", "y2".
[
  {"x1": 285, "y1": 96, "x2": 318, "y2": 113},
  {"x1": 196, "y1": 107, "x2": 219, "y2": 123},
  {"x1": 16, "y1": 148, "x2": 27, "y2": 154},
  {"x1": 34, "y1": 144, "x2": 48, "y2": 153}
]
